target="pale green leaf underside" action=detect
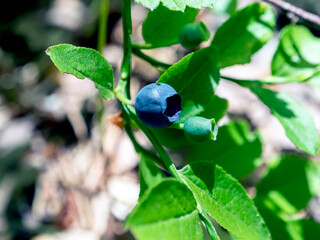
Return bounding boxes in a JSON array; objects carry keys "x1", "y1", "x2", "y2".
[
  {"x1": 158, "y1": 47, "x2": 220, "y2": 122},
  {"x1": 270, "y1": 25, "x2": 320, "y2": 85},
  {"x1": 135, "y1": 0, "x2": 214, "y2": 11},
  {"x1": 250, "y1": 86, "x2": 319, "y2": 155},
  {"x1": 46, "y1": 44, "x2": 114, "y2": 99},
  {"x1": 181, "y1": 164, "x2": 270, "y2": 240},
  {"x1": 131, "y1": 211, "x2": 203, "y2": 240},
  {"x1": 126, "y1": 179, "x2": 202, "y2": 240},
  {"x1": 126, "y1": 179, "x2": 197, "y2": 225},
  {"x1": 212, "y1": 2, "x2": 275, "y2": 68}
]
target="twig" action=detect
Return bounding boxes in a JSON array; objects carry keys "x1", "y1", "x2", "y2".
[
  {"x1": 132, "y1": 47, "x2": 172, "y2": 69},
  {"x1": 97, "y1": 0, "x2": 109, "y2": 53},
  {"x1": 262, "y1": 0, "x2": 320, "y2": 29}
]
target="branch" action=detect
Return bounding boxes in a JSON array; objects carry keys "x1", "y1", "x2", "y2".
[
  {"x1": 121, "y1": 0, "x2": 132, "y2": 98},
  {"x1": 132, "y1": 47, "x2": 172, "y2": 69},
  {"x1": 262, "y1": 0, "x2": 320, "y2": 29},
  {"x1": 97, "y1": 0, "x2": 109, "y2": 53}
]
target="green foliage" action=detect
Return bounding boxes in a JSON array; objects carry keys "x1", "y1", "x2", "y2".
[
  {"x1": 126, "y1": 179, "x2": 203, "y2": 240},
  {"x1": 212, "y1": 2, "x2": 275, "y2": 68},
  {"x1": 45, "y1": 1, "x2": 320, "y2": 240},
  {"x1": 138, "y1": 154, "x2": 166, "y2": 197},
  {"x1": 268, "y1": 25, "x2": 320, "y2": 84},
  {"x1": 151, "y1": 95, "x2": 227, "y2": 149},
  {"x1": 212, "y1": 0, "x2": 237, "y2": 15},
  {"x1": 255, "y1": 155, "x2": 320, "y2": 240},
  {"x1": 257, "y1": 155, "x2": 320, "y2": 212},
  {"x1": 188, "y1": 121, "x2": 262, "y2": 179},
  {"x1": 250, "y1": 85, "x2": 319, "y2": 155},
  {"x1": 46, "y1": 44, "x2": 114, "y2": 99},
  {"x1": 180, "y1": 164, "x2": 270, "y2": 240},
  {"x1": 158, "y1": 47, "x2": 220, "y2": 122},
  {"x1": 135, "y1": 0, "x2": 214, "y2": 11},
  {"x1": 142, "y1": 5, "x2": 198, "y2": 47}
]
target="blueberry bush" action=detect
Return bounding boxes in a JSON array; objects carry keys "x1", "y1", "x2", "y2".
[{"x1": 46, "y1": 0, "x2": 320, "y2": 239}]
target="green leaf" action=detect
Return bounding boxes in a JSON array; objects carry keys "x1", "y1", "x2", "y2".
[
  {"x1": 198, "y1": 95, "x2": 228, "y2": 121},
  {"x1": 254, "y1": 154, "x2": 320, "y2": 239},
  {"x1": 287, "y1": 219, "x2": 320, "y2": 240},
  {"x1": 151, "y1": 128, "x2": 193, "y2": 149},
  {"x1": 135, "y1": 0, "x2": 160, "y2": 10},
  {"x1": 250, "y1": 85, "x2": 319, "y2": 155},
  {"x1": 254, "y1": 197, "x2": 293, "y2": 240},
  {"x1": 142, "y1": 5, "x2": 198, "y2": 47},
  {"x1": 46, "y1": 44, "x2": 114, "y2": 99},
  {"x1": 255, "y1": 197, "x2": 320, "y2": 240},
  {"x1": 138, "y1": 154, "x2": 165, "y2": 198},
  {"x1": 126, "y1": 179, "x2": 203, "y2": 240},
  {"x1": 270, "y1": 25, "x2": 320, "y2": 84},
  {"x1": 135, "y1": 0, "x2": 214, "y2": 11},
  {"x1": 151, "y1": 48, "x2": 224, "y2": 150},
  {"x1": 212, "y1": 0, "x2": 237, "y2": 15},
  {"x1": 158, "y1": 47, "x2": 220, "y2": 122},
  {"x1": 180, "y1": 164, "x2": 270, "y2": 240},
  {"x1": 211, "y1": 2, "x2": 275, "y2": 68},
  {"x1": 256, "y1": 155, "x2": 320, "y2": 213},
  {"x1": 188, "y1": 121, "x2": 262, "y2": 179}
]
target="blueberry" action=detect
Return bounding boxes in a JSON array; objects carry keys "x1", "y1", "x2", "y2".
[
  {"x1": 183, "y1": 116, "x2": 218, "y2": 143},
  {"x1": 135, "y1": 83, "x2": 181, "y2": 128},
  {"x1": 179, "y1": 22, "x2": 210, "y2": 50}
]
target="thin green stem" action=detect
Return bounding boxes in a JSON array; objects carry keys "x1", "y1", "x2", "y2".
[
  {"x1": 221, "y1": 70, "x2": 320, "y2": 85},
  {"x1": 131, "y1": 43, "x2": 155, "y2": 49},
  {"x1": 121, "y1": 0, "x2": 132, "y2": 98},
  {"x1": 119, "y1": 4, "x2": 218, "y2": 236},
  {"x1": 122, "y1": 104, "x2": 182, "y2": 179},
  {"x1": 132, "y1": 47, "x2": 172, "y2": 69},
  {"x1": 132, "y1": 41, "x2": 179, "y2": 49},
  {"x1": 122, "y1": 103, "x2": 220, "y2": 240},
  {"x1": 97, "y1": 0, "x2": 109, "y2": 53},
  {"x1": 122, "y1": 108, "x2": 165, "y2": 168},
  {"x1": 220, "y1": 75, "x2": 260, "y2": 86},
  {"x1": 200, "y1": 213, "x2": 220, "y2": 240}
]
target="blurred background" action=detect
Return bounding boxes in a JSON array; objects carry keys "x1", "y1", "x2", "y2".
[{"x1": 0, "y1": 0, "x2": 320, "y2": 239}]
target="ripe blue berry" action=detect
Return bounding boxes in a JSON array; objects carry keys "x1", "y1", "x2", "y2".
[
  {"x1": 183, "y1": 116, "x2": 218, "y2": 143},
  {"x1": 179, "y1": 22, "x2": 210, "y2": 50},
  {"x1": 135, "y1": 83, "x2": 181, "y2": 128}
]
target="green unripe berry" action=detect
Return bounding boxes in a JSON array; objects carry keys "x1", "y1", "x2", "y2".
[
  {"x1": 179, "y1": 22, "x2": 210, "y2": 50},
  {"x1": 183, "y1": 116, "x2": 218, "y2": 143}
]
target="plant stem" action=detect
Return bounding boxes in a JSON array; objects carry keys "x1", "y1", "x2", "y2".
[
  {"x1": 97, "y1": 0, "x2": 109, "y2": 53},
  {"x1": 132, "y1": 41, "x2": 179, "y2": 49},
  {"x1": 121, "y1": 107, "x2": 165, "y2": 168},
  {"x1": 122, "y1": 103, "x2": 219, "y2": 240},
  {"x1": 122, "y1": 104, "x2": 182, "y2": 179},
  {"x1": 200, "y1": 213, "x2": 220, "y2": 240},
  {"x1": 131, "y1": 43, "x2": 155, "y2": 49},
  {"x1": 262, "y1": 0, "x2": 320, "y2": 30},
  {"x1": 121, "y1": 0, "x2": 132, "y2": 98},
  {"x1": 221, "y1": 71, "x2": 320, "y2": 85},
  {"x1": 132, "y1": 47, "x2": 172, "y2": 69},
  {"x1": 119, "y1": 4, "x2": 218, "y2": 238},
  {"x1": 220, "y1": 75, "x2": 260, "y2": 87}
]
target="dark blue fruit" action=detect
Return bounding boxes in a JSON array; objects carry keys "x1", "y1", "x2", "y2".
[{"x1": 135, "y1": 83, "x2": 181, "y2": 128}]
